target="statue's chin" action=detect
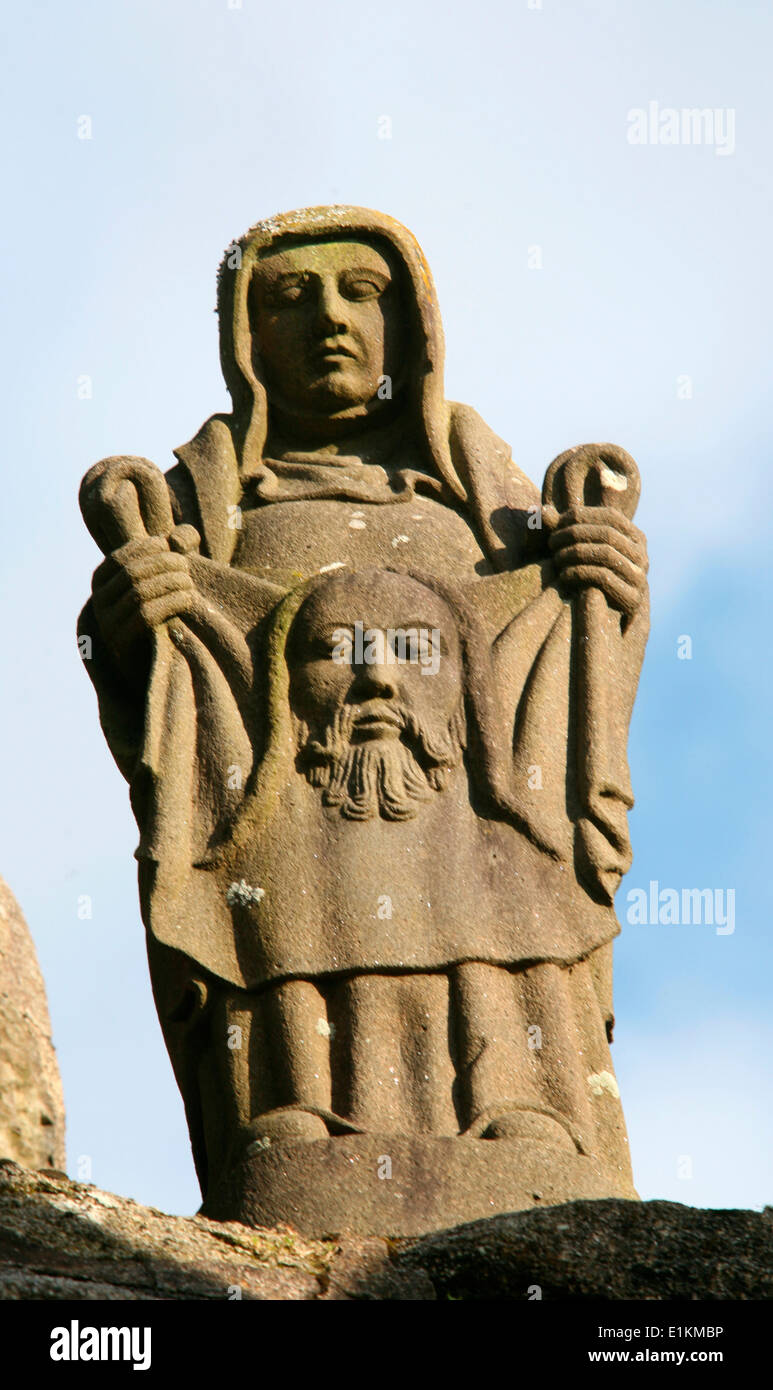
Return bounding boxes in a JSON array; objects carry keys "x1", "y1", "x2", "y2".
[{"x1": 269, "y1": 387, "x2": 397, "y2": 437}]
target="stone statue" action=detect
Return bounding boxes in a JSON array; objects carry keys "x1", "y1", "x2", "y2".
[{"x1": 78, "y1": 207, "x2": 649, "y2": 1236}]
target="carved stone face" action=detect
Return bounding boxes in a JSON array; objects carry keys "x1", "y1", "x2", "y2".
[
  {"x1": 289, "y1": 571, "x2": 461, "y2": 735},
  {"x1": 249, "y1": 238, "x2": 404, "y2": 421},
  {"x1": 287, "y1": 571, "x2": 465, "y2": 819}
]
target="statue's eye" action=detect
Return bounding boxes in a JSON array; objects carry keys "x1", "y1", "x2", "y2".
[
  {"x1": 325, "y1": 628, "x2": 354, "y2": 663},
  {"x1": 341, "y1": 275, "x2": 387, "y2": 302},
  {"x1": 269, "y1": 274, "x2": 312, "y2": 305}
]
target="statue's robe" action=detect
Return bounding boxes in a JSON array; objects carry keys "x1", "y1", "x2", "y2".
[
  {"x1": 78, "y1": 207, "x2": 647, "y2": 1200},
  {"x1": 79, "y1": 401, "x2": 648, "y2": 972},
  {"x1": 78, "y1": 404, "x2": 646, "y2": 1198}
]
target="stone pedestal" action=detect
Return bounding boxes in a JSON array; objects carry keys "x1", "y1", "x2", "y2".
[{"x1": 201, "y1": 1135, "x2": 638, "y2": 1238}]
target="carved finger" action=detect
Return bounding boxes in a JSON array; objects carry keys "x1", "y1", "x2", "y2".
[
  {"x1": 97, "y1": 570, "x2": 190, "y2": 622},
  {"x1": 551, "y1": 543, "x2": 645, "y2": 589},
  {"x1": 109, "y1": 535, "x2": 170, "y2": 568},
  {"x1": 169, "y1": 524, "x2": 201, "y2": 555},
  {"x1": 139, "y1": 594, "x2": 194, "y2": 630},
  {"x1": 558, "y1": 564, "x2": 642, "y2": 615},
  {"x1": 93, "y1": 535, "x2": 169, "y2": 589},
  {"x1": 93, "y1": 552, "x2": 187, "y2": 605},
  {"x1": 549, "y1": 524, "x2": 645, "y2": 569},
  {"x1": 555, "y1": 507, "x2": 643, "y2": 543},
  {"x1": 133, "y1": 574, "x2": 194, "y2": 606},
  {"x1": 121, "y1": 552, "x2": 190, "y2": 583},
  {"x1": 99, "y1": 576, "x2": 190, "y2": 634}
]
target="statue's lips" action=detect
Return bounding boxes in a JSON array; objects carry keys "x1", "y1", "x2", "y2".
[
  {"x1": 350, "y1": 703, "x2": 404, "y2": 740},
  {"x1": 312, "y1": 342, "x2": 358, "y2": 366}
]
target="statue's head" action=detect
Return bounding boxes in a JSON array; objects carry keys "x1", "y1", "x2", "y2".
[
  {"x1": 214, "y1": 206, "x2": 467, "y2": 497},
  {"x1": 248, "y1": 237, "x2": 405, "y2": 429},
  {"x1": 286, "y1": 568, "x2": 466, "y2": 820}
]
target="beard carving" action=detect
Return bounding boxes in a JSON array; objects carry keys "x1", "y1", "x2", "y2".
[{"x1": 296, "y1": 701, "x2": 466, "y2": 821}]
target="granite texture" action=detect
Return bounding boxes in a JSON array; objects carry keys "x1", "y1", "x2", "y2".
[
  {"x1": 0, "y1": 878, "x2": 65, "y2": 1172},
  {"x1": 1, "y1": 1162, "x2": 769, "y2": 1301}
]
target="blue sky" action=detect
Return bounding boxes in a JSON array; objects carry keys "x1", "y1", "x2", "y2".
[{"x1": 1, "y1": 0, "x2": 771, "y2": 1215}]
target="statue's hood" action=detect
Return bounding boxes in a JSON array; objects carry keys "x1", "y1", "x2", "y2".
[{"x1": 215, "y1": 205, "x2": 466, "y2": 500}]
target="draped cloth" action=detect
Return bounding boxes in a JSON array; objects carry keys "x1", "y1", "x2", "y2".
[
  {"x1": 78, "y1": 421, "x2": 647, "y2": 991},
  {"x1": 79, "y1": 205, "x2": 647, "y2": 993}
]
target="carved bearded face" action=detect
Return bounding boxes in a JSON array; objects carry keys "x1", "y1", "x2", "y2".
[
  {"x1": 287, "y1": 571, "x2": 466, "y2": 820},
  {"x1": 248, "y1": 238, "x2": 404, "y2": 424}
]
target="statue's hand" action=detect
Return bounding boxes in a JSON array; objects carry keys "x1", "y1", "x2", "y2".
[
  {"x1": 91, "y1": 536, "x2": 195, "y2": 658},
  {"x1": 545, "y1": 505, "x2": 648, "y2": 619}
]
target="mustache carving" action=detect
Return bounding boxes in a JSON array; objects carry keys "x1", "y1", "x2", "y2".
[{"x1": 297, "y1": 701, "x2": 466, "y2": 821}]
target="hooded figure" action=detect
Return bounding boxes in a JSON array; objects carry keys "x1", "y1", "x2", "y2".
[
  {"x1": 79, "y1": 207, "x2": 649, "y2": 1230},
  {"x1": 164, "y1": 204, "x2": 544, "y2": 578}
]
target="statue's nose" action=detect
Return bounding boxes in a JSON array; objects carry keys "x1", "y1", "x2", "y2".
[
  {"x1": 314, "y1": 278, "x2": 348, "y2": 334},
  {"x1": 350, "y1": 661, "x2": 399, "y2": 701}
]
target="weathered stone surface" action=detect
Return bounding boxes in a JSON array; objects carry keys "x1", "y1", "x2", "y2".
[
  {"x1": 203, "y1": 1133, "x2": 636, "y2": 1239},
  {"x1": 78, "y1": 205, "x2": 650, "y2": 1233},
  {"x1": 398, "y1": 1199, "x2": 773, "y2": 1301},
  {"x1": 0, "y1": 878, "x2": 65, "y2": 1172},
  {"x1": 1, "y1": 1163, "x2": 769, "y2": 1301},
  {"x1": 0, "y1": 1161, "x2": 430, "y2": 1301}
]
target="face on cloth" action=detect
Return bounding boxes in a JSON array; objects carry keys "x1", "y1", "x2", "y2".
[
  {"x1": 287, "y1": 570, "x2": 466, "y2": 821},
  {"x1": 248, "y1": 238, "x2": 405, "y2": 427}
]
